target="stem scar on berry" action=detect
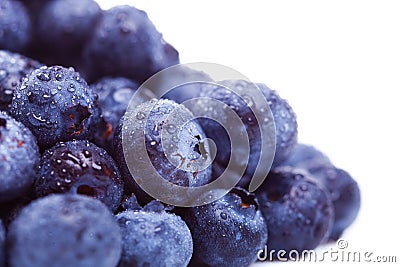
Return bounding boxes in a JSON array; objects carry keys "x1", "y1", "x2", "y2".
[{"x1": 64, "y1": 104, "x2": 91, "y2": 135}]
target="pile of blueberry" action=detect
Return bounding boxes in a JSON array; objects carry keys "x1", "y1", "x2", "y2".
[{"x1": 0, "y1": 0, "x2": 361, "y2": 266}]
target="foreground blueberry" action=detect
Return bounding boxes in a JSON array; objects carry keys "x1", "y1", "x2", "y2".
[
  {"x1": 0, "y1": 0, "x2": 31, "y2": 52},
  {"x1": 116, "y1": 208, "x2": 193, "y2": 267},
  {"x1": 10, "y1": 65, "x2": 101, "y2": 150},
  {"x1": 114, "y1": 99, "x2": 212, "y2": 205},
  {"x1": 179, "y1": 188, "x2": 268, "y2": 267},
  {"x1": 34, "y1": 140, "x2": 123, "y2": 212},
  {"x1": 0, "y1": 112, "x2": 39, "y2": 203},
  {"x1": 91, "y1": 77, "x2": 154, "y2": 154},
  {"x1": 8, "y1": 194, "x2": 122, "y2": 267},
  {"x1": 83, "y1": 5, "x2": 179, "y2": 83},
  {"x1": 255, "y1": 167, "x2": 334, "y2": 254},
  {"x1": 0, "y1": 50, "x2": 42, "y2": 112},
  {"x1": 281, "y1": 144, "x2": 361, "y2": 240}
]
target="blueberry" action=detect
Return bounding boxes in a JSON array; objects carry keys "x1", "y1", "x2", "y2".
[
  {"x1": 115, "y1": 209, "x2": 193, "y2": 267},
  {"x1": 255, "y1": 167, "x2": 334, "y2": 253},
  {"x1": 0, "y1": 220, "x2": 4, "y2": 267},
  {"x1": 32, "y1": 0, "x2": 101, "y2": 67},
  {"x1": 10, "y1": 65, "x2": 101, "y2": 150},
  {"x1": 257, "y1": 83, "x2": 298, "y2": 166},
  {"x1": 114, "y1": 99, "x2": 212, "y2": 205},
  {"x1": 191, "y1": 80, "x2": 278, "y2": 186},
  {"x1": 0, "y1": 0, "x2": 31, "y2": 52},
  {"x1": 118, "y1": 193, "x2": 142, "y2": 212},
  {"x1": 178, "y1": 188, "x2": 268, "y2": 267},
  {"x1": 281, "y1": 144, "x2": 361, "y2": 240},
  {"x1": 281, "y1": 143, "x2": 331, "y2": 168},
  {"x1": 83, "y1": 5, "x2": 179, "y2": 83},
  {"x1": 158, "y1": 65, "x2": 213, "y2": 104},
  {"x1": 34, "y1": 140, "x2": 123, "y2": 212},
  {"x1": 8, "y1": 194, "x2": 122, "y2": 267},
  {"x1": 91, "y1": 77, "x2": 155, "y2": 154},
  {"x1": 0, "y1": 111, "x2": 39, "y2": 203},
  {"x1": 0, "y1": 50, "x2": 42, "y2": 112}
]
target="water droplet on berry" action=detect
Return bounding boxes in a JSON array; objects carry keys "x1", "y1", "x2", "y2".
[
  {"x1": 136, "y1": 112, "x2": 146, "y2": 120},
  {"x1": 36, "y1": 72, "x2": 50, "y2": 82},
  {"x1": 166, "y1": 124, "x2": 177, "y2": 134},
  {"x1": 83, "y1": 150, "x2": 91, "y2": 158},
  {"x1": 68, "y1": 84, "x2": 75, "y2": 92},
  {"x1": 92, "y1": 162, "x2": 102, "y2": 171},
  {"x1": 300, "y1": 184, "x2": 308, "y2": 191},
  {"x1": 220, "y1": 212, "x2": 227, "y2": 220}
]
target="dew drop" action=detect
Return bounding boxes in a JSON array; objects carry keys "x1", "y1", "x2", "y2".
[
  {"x1": 36, "y1": 72, "x2": 50, "y2": 82},
  {"x1": 68, "y1": 84, "x2": 75, "y2": 92},
  {"x1": 166, "y1": 124, "x2": 176, "y2": 134},
  {"x1": 92, "y1": 162, "x2": 102, "y2": 171},
  {"x1": 136, "y1": 112, "x2": 146, "y2": 120}
]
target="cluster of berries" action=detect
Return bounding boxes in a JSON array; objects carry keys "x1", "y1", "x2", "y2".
[{"x1": 0, "y1": 1, "x2": 360, "y2": 266}]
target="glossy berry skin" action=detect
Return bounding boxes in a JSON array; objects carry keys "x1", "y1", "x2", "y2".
[
  {"x1": 116, "y1": 209, "x2": 193, "y2": 267},
  {"x1": 257, "y1": 83, "x2": 298, "y2": 166},
  {"x1": 83, "y1": 5, "x2": 179, "y2": 83},
  {"x1": 255, "y1": 167, "x2": 334, "y2": 253},
  {"x1": 91, "y1": 77, "x2": 154, "y2": 154},
  {"x1": 282, "y1": 144, "x2": 361, "y2": 240},
  {"x1": 158, "y1": 65, "x2": 213, "y2": 104},
  {"x1": 178, "y1": 188, "x2": 268, "y2": 267},
  {"x1": 114, "y1": 99, "x2": 212, "y2": 205},
  {"x1": 10, "y1": 66, "x2": 101, "y2": 150},
  {"x1": 34, "y1": 140, "x2": 123, "y2": 212},
  {"x1": 0, "y1": 50, "x2": 42, "y2": 112},
  {"x1": 308, "y1": 163, "x2": 360, "y2": 241},
  {"x1": 191, "y1": 80, "x2": 266, "y2": 182},
  {"x1": 0, "y1": 220, "x2": 4, "y2": 267},
  {"x1": 0, "y1": 112, "x2": 39, "y2": 203},
  {"x1": 32, "y1": 0, "x2": 101, "y2": 67},
  {"x1": 8, "y1": 194, "x2": 122, "y2": 267},
  {"x1": 281, "y1": 143, "x2": 331, "y2": 168},
  {"x1": 0, "y1": 0, "x2": 31, "y2": 52}
]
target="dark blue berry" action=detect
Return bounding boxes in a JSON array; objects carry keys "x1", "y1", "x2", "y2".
[
  {"x1": 0, "y1": 220, "x2": 4, "y2": 267},
  {"x1": 281, "y1": 143, "x2": 331, "y2": 168},
  {"x1": 159, "y1": 65, "x2": 213, "y2": 104},
  {"x1": 10, "y1": 65, "x2": 101, "y2": 150},
  {"x1": 255, "y1": 167, "x2": 334, "y2": 253},
  {"x1": 8, "y1": 194, "x2": 122, "y2": 267},
  {"x1": 0, "y1": 111, "x2": 39, "y2": 203},
  {"x1": 115, "y1": 209, "x2": 193, "y2": 267},
  {"x1": 91, "y1": 77, "x2": 154, "y2": 154},
  {"x1": 32, "y1": 0, "x2": 101, "y2": 67},
  {"x1": 257, "y1": 83, "x2": 298, "y2": 166},
  {"x1": 191, "y1": 80, "x2": 280, "y2": 186},
  {"x1": 114, "y1": 99, "x2": 212, "y2": 205},
  {"x1": 0, "y1": 50, "x2": 42, "y2": 112},
  {"x1": 118, "y1": 193, "x2": 142, "y2": 212},
  {"x1": 309, "y1": 164, "x2": 360, "y2": 241},
  {"x1": 0, "y1": 0, "x2": 31, "y2": 52},
  {"x1": 34, "y1": 140, "x2": 123, "y2": 212},
  {"x1": 178, "y1": 187, "x2": 268, "y2": 267},
  {"x1": 83, "y1": 5, "x2": 179, "y2": 83},
  {"x1": 282, "y1": 144, "x2": 361, "y2": 240}
]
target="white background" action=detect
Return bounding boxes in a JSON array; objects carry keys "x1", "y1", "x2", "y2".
[{"x1": 97, "y1": 1, "x2": 400, "y2": 266}]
